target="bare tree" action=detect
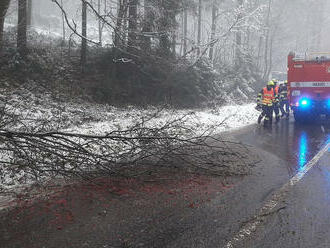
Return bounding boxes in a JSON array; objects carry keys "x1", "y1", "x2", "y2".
[{"x1": 0, "y1": 0, "x2": 10, "y2": 54}]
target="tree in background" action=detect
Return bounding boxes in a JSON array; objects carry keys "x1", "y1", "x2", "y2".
[
  {"x1": 114, "y1": 0, "x2": 128, "y2": 47},
  {"x1": 127, "y1": 0, "x2": 138, "y2": 52},
  {"x1": 27, "y1": 0, "x2": 32, "y2": 27},
  {"x1": 209, "y1": 0, "x2": 218, "y2": 61},
  {"x1": 196, "y1": 0, "x2": 202, "y2": 56},
  {"x1": 0, "y1": 0, "x2": 10, "y2": 54},
  {"x1": 234, "y1": 0, "x2": 243, "y2": 68},
  {"x1": 141, "y1": 0, "x2": 153, "y2": 52},
  {"x1": 17, "y1": 0, "x2": 27, "y2": 56},
  {"x1": 81, "y1": 0, "x2": 87, "y2": 70}
]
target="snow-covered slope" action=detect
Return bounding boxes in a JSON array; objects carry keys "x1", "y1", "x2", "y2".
[{"x1": 0, "y1": 84, "x2": 259, "y2": 195}]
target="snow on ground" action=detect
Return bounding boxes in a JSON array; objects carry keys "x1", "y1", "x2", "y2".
[
  {"x1": 68, "y1": 103, "x2": 259, "y2": 136},
  {"x1": 0, "y1": 85, "x2": 259, "y2": 195}
]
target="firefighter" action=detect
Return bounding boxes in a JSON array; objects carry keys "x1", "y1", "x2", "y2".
[
  {"x1": 272, "y1": 79, "x2": 280, "y2": 123},
  {"x1": 279, "y1": 80, "x2": 290, "y2": 118},
  {"x1": 257, "y1": 81, "x2": 275, "y2": 126}
]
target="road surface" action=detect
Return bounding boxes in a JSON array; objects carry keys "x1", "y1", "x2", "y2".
[{"x1": 1, "y1": 118, "x2": 330, "y2": 248}]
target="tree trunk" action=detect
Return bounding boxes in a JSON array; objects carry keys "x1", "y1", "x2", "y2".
[
  {"x1": 0, "y1": 0, "x2": 10, "y2": 54},
  {"x1": 127, "y1": 0, "x2": 138, "y2": 52},
  {"x1": 114, "y1": 0, "x2": 128, "y2": 47},
  {"x1": 197, "y1": 0, "x2": 202, "y2": 56},
  {"x1": 263, "y1": 0, "x2": 272, "y2": 80},
  {"x1": 235, "y1": 0, "x2": 243, "y2": 68},
  {"x1": 141, "y1": 0, "x2": 152, "y2": 52},
  {"x1": 183, "y1": 8, "x2": 187, "y2": 55},
  {"x1": 209, "y1": 0, "x2": 217, "y2": 61},
  {"x1": 60, "y1": 0, "x2": 65, "y2": 42},
  {"x1": 81, "y1": 0, "x2": 87, "y2": 71},
  {"x1": 17, "y1": 0, "x2": 27, "y2": 56},
  {"x1": 27, "y1": 0, "x2": 32, "y2": 27},
  {"x1": 98, "y1": 0, "x2": 102, "y2": 45}
]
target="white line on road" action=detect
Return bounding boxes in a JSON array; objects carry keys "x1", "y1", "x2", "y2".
[{"x1": 224, "y1": 142, "x2": 330, "y2": 248}]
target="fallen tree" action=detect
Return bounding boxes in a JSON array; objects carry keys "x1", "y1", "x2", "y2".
[{"x1": 0, "y1": 97, "x2": 258, "y2": 193}]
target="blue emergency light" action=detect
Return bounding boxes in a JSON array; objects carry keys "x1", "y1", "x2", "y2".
[{"x1": 299, "y1": 98, "x2": 311, "y2": 108}]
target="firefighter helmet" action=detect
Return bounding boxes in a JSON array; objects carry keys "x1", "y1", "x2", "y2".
[{"x1": 267, "y1": 81, "x2": 275, "y2": 86}]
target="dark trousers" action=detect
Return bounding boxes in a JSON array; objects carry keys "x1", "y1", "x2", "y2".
[
  {"x1": 259, "y1": 105, "x2": 273, "y2": 124},
  {"x1": 280, "y1": 100, "x2": 290, "y2": 115},
  {"x1": 273, "y1": 104, "x2": 280, "y2": 117}
]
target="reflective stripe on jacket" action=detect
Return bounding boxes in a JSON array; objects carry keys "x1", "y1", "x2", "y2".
[
  {"x1": 262, "y1": 87, "x2": 275, "y2": 106},
  {"x1": 279, "y1": 85, "x2": 288, "y2": 100}
]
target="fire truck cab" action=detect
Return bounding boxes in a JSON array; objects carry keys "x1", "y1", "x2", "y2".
[{"x1": 288, "y1": 52, "x2": 330, "y2": 122}]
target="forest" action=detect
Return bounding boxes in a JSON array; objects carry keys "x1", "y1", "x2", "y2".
[{"x1": 0, "y1": 0, "x2": 327, "y2": 107}]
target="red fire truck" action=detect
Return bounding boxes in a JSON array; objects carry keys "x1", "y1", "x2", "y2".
[{"x1": 288, "y1": 52, "x2": 330, "y2": 122}]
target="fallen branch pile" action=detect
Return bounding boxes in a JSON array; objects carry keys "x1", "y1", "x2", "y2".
[{"x1": 0, "y1": 98, "x2": 257, "y2": 191}]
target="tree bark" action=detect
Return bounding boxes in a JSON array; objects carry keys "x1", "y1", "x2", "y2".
[
  {"x1": 0, "y1": 0, "x2": 10, "y2": 54},
  {"x1": 81, "y1": 0, "x2": 87, "y2": 71},
  {"x1": 17, "y1": 0, "x2": 27, "y2": 56},
  {"x1": 114, "y1": 0, "x2": 128, "y2": 47},
  {"x1": 127, "y1": 0, "x2": 138, "y2": 52}
]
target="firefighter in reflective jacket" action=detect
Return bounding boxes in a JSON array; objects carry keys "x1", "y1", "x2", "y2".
[
  {"x1": 257, "y1": 81, "x2": 275, "y2": 125},
  {"x1": 272, "y1": 79, "x2": 281, "y2": 123},
  {"x1": 279, "y1": 80, "x2": 290, "y2": 118}
]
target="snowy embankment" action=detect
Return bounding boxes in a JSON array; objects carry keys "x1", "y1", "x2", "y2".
[
  {"x1": 0, "y1": 84, "x2": 259, "y2": 194},
  {"x1": 68, "y1": 104, "x2": 259, "y2": 136}
]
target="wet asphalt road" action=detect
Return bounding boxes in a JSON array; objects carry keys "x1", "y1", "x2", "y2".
[
  {"x1": 236, "y1": 118, "x2": 329, "y2": 177},
  {"x1": 166, "y1": 117, "x2": 330, "y2": 248},
  {"x1": 219, "y1": 117, "x2": 330, "y2": 248}
]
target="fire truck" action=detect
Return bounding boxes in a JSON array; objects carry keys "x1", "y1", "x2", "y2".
[{"x1": 288, "y1": 52, "x2": 330, "y2": 122}]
